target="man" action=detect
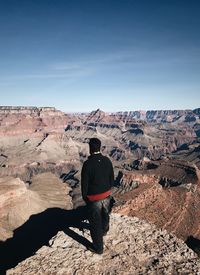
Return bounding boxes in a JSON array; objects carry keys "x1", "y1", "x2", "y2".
[{"x1": 81, "y1": 138, "x2": 114, "y2": 254}]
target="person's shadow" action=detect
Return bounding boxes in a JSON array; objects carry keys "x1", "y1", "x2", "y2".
[
  {"x1": 185, "y1": 235, "x2": 200, "y2": 257},
  {"x1": 0, "y1": 206, "x2": 92, "y2": 275}
]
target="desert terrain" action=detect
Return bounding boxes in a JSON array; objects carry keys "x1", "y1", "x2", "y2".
[{"x1": 0, "y1": 106, "x2": 200, "y2": 273}]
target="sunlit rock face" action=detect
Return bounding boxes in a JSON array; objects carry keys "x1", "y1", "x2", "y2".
[
  {"x1": 114, "y1": 176, "x2": 200, "y2": 241},
  {"x1": 65, "y1": 108, "x2": 200, "y2": 165},
  {"x1": 0, "y1": 173, "x2": 72, "y2": 241},
  {"x1": 0, "y1": 106, "x2": 69, "y2": 135},
  {"x1": 0, "y1": 106, "x2": 200, "y2": 267},
  {"x1": 6, "y1": 214, "x2": 200, "y2": 275}
]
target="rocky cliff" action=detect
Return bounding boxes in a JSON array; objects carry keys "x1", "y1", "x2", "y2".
[
  {"x1": 0, "y1": 106, "x2": 200, "y2": 274},
  {"x1": 102, "y1": 157, "x2": 200, "y2": 248},
  {"x1": 110, "y1": 109, "x2": 200, "y2": 123},
  {"x1": 6, "y1": 214, "x2": 200, "y2": 275},
  {"x1": 0, "y1": 106, "x2": 68, "y2": 136},
  {"x1": 65, "y1": 108, "x2": 200, "y2": 163},
  {"x1": 0, "y1": 173, "x2": 72, "y2": 241}
]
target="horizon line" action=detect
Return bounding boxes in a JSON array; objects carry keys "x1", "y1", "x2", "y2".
[{"x1": 0, "y1": 105, "x2": 199, "y2": 113}]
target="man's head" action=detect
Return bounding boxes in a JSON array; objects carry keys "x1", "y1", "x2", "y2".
[{"x1": 89, "y1": 138, "x2": 101, "y2": 154}]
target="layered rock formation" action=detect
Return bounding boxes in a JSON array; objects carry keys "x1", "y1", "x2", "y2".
[
  {"x1": 0, "y1": 173, "x2": 72, "y2": 241},
  {"x1": 0, "y1": 106, "x2": 200, "y2": 274},
  {"x1": 1, "y1": 107, "x2": 200, "y2": 235},
  {"x1": 1, "y1": 107, "x2": 199, "y2": 173},
  {"x1": 0, "y1": 106, "x2": 68, "y2": 136},
  {"x1": 6, "y1": 214, "x2": 200, "y2": 275},
  {"x1": 110, "y1": 108, "x2": 200, "y2": 123},
  {"x1": 65, "y1": 108, "x2": 200, "y2": 164},
  {"x1": 114, "y1": 169, "x2": 200, "y2": 241}
]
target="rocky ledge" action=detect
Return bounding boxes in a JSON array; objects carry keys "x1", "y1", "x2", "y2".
[
  {"x1": 7, "y1": 213, "x2": 200, "y2": 275},
  {"x1": 0, "y1": 173, "x2": 72, "y2": 241}
]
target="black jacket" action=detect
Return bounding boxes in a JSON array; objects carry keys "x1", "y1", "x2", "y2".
[{"x1": 81, "y1": 153, "x2": 114, "y2": 202}]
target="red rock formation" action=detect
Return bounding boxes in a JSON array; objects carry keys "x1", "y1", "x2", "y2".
[
  {"x1": 114, "y1": 168, "x2": 200, "y2": 241},
  {"x1": 0, "y1": 106, "x2": 200, "y2": 246},
  {"x1": 0, "y1": 106, "x2": 68, "y2": 136}
]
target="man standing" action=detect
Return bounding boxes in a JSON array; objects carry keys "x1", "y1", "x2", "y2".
[{"x1": 81, "y1": 138, "x2": 114, "y2": 254}]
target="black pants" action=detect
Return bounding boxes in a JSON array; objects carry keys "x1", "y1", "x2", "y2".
[{"x1": 87, "y1": 196, "x2": 111, "y2": 252}]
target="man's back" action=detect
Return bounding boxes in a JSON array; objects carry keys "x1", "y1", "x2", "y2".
[{"x1": 81, "y1": 153, "x2": 114, "y2": 199}]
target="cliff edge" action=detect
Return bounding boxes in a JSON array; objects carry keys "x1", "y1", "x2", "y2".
[{"x1": 7, "y1": 213, "x2": 200, "y2": 275}]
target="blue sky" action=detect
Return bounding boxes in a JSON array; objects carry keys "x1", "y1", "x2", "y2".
[{"x1": 0, "y1": 0, "x2": 199, "y2": 112}]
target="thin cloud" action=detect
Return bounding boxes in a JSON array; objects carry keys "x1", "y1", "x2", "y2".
[
  {"x1": 1, "y1": 48, "x2": 199, "y2": 84},
  {"x1": 53, "y1": 63, "x2": 82, "y2": 71},
  {"x1": 0, "y1": 67, "x2": 94, "y2": 82},
  {"x1": 52, "y1": 48, "x2": 199, "y2": 73}
]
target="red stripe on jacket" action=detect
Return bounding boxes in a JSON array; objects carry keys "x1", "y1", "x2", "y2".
[{"x1": 87, "y1": 190, "x2": 111, "y2": 201}]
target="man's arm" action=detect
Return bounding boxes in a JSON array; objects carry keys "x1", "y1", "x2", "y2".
[
  {"x1": 109, "y1": 160, "x2": 114, "y2": 188},
  {"x1": 81, "y1": 161, "x2": 89, "y2": 203}
]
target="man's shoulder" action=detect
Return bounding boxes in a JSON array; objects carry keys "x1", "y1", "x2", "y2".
[
  {"x1": 82, "y1": 159, "x2": 89, "y2": 169},
  {"x1": 102, "y1": 154, "x2": 112, "y2": 164},
  {"x1": 102, "y1": 155, "x2": 110, "y2": 160}
]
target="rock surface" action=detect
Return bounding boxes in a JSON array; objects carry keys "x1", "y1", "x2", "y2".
[
  {"x1": 0, "y1": 106, "x2": 200, "y2": 274},
  {"x1": 114, "y1": 170, "x2": 200, "y2": 241},
  {"x1": 6, "y1": 213, "x2": 200, "y2": 275},
  {"x1": 0, "y1": 106, "x2": 68, "y2": 136},
  {"x1": 0, "y1": 173, "x2": 72, "y2": 241}
]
